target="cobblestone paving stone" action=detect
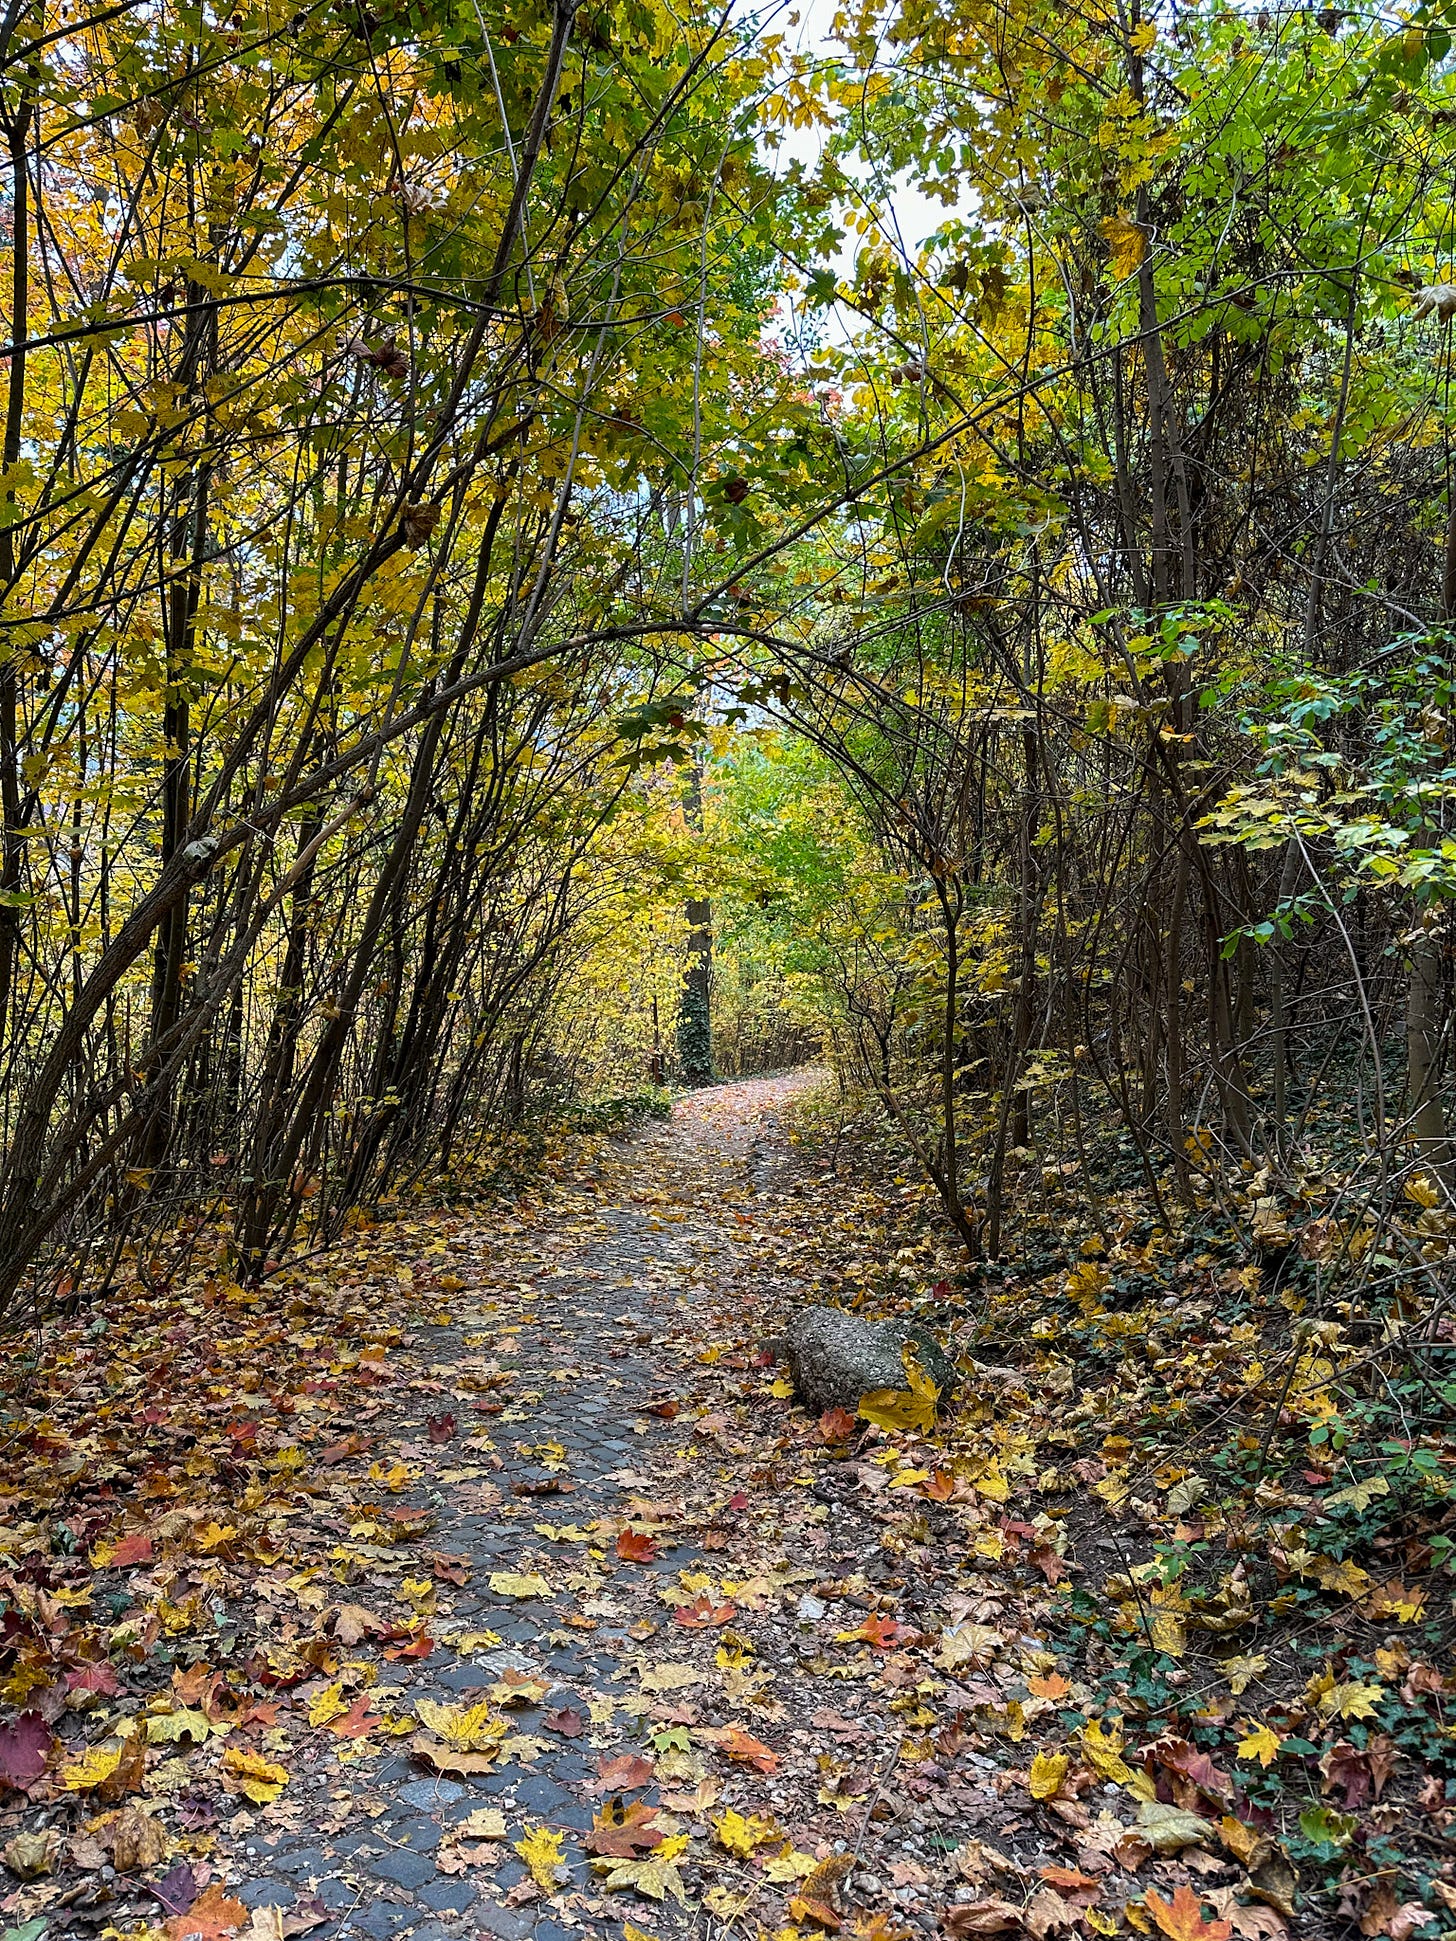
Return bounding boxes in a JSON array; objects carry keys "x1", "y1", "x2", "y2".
[{"x1": 229, "y1": 1075, "x2": 810, "y2": 1941}]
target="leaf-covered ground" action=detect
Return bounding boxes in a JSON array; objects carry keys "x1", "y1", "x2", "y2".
[{"x1": 2, "y1": 1076, "x2": 1454, "y2": 1941}]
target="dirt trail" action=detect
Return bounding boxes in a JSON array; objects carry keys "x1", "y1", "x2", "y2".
[{"x1": 227, "y1": 1074, "x2": 816, "y2": 1941}]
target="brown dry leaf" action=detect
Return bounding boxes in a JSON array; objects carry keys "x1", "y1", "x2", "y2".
[
  {"x1": 1205, "y1": 1889, "x2": 1286, "y2": 1940},
  {"x1": 3, "y1": 1829, "x2": 60, "y2": 1879},
  {"x1": 801, "y1": 1852, "x2": 854, "y2": 1906},
  {"x1": 112, "y1": 1801, "x2": 169, "y2": 1870},
  {"x1": 333, "y1": 1603, "x2": 386, "y2": 1646},
  {"x1": 942, "y1": 1903, "x2": 1025, "y2": 1936}
]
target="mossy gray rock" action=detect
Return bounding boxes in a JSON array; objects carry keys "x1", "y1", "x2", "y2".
[{"x1": 776, "y1": 1306, "x2": 955, "y2": 1415}]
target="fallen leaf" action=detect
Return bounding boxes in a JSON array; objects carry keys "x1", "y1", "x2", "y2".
[
  {"x1": 0, "y1": 1714, "x2": 53, "y2": 1792},
  {"x1": 3, "y1": 1831, "x2": 59, "y2": 1880},
  {"x1": 151, "y1": 1863, "x2": 201, "y2": 1916},
  {"x1": 714, "y1": 1808, "x2": 779, "y2": 1856},
  {"x1": 111, "y1": 1801, "x2": 169, "y2": 1870},
  {"x1": 718, "y1": 1726, "x2": 779, "y2": 1772},
  {"x1": 1029, "y1": 1751, "x2": 1069, "y2": 1802},
  {"x1": 1135, "y1": 1800, "x2": 1214, "y2": 1854},
  {"x1": 673, "y1": 1592, "x2": 735, "y2": 1628},
  {"x1": 222, "y1": 1747, "x2": 290, "y2": 1804},
  {"x1": 515, "y1": 1823, "x2": 566, "y2": 1890},
  {"x1": 596, "y1": 1753, "x2": 656, "y2": 1791},
  {"x1": 165, "y1": 1883, "x2": 249, "y2": 1941},
  {"x1": 942, "y1": 1903, "x2": 1024, "y2": 1936},
  {"x1": 1235, "y1": 1723, "x2": 1282, "y2": 1769},
  {"x1": 457, "y1": 1808, "x2": 508, "y2": 1839},
  {"x1": 1144, "y1": 1884, "x2": 1232, "y2": 1941},
  {"x1": 586, "y1": 1799, "x2": 664, "y2": 1857},
  {"x1": 488, "y1": 1570, "x2": 552, "y2": 1599}
]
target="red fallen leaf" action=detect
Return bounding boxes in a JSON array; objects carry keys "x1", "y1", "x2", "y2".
[
  {"x1": 0, "y1": 1712, "x2": 54, "y2": 1791},
  {"x1": 1031, "y1": 1544, "x2": 1069, "y2": 1585},
  {"x1": 319, "y1": 1436, "x2": 371, "y2": 1464},
  {"x1": 819, "y1": 1407, "x2": 857, "y2": 1443},
  {"x1": 617, "y1": 1530, "x2": 658, "y2": 1564},
  {"x1": 150, "y1": 1862, "x2": 199, "y2": 1916},
  {"x1": 584, "y1": 1798, "x2": 663, "y2": 1857},
  {"x1": 433, "y1": 1554, "x2": 471, "y2": 1585},
  {"x1": 427, "y1": 1412, "x2": 456, "y2": 1443},
  {"x1": 545, "y1": 1706, "x2": 585, "y2": 1737},
  {"x1": 719, "y1": 1727, "x2": 778, "y2": 1773},
  {"x1": 674, "y1": 1593, "x2": 735, "y2": 1628},
  {"x1": 327, "y1": 1695, "x2": 382, "y2": 1739},
  {"x1": 593, "y1": 1752, "x2": 655, "y2": 1792},
  {"x1": 236, "y1": 1702, "x2": 280, "y2": 1728},
  {"x1": 68, "y1": 1662, "x2": 123, "y2": 1698},
  {"x1": 112, "y1": 1532, "x2": 155, "y2": 1567},
  {"x1": 727, "y1": 1491, "x2": 749, "y2": 1511},
  {"x1": 164, "y1": 1883, "x2": 249, "y2": 1941},
  {"x1": 1321, "y1": 1739, "x2": 1376, "y2": 1808},
  {"x1": 1146, "y1": 1735, "x2": 1233, "y2": 1803},
  {"x1": 384, "y1": 1634, "x2": 434, "y2": 1661},
  {"x1": 1039, "y1": 1864, "x2": 1102, "y2": 1902},
  {"x1": 647, "y1": 1400, "x2": 680, "y2": 1418},
  {"x1": 388, "y1": 1506, "x2": 435, "y2": 1534},
  {"x1": 850, "y1": 1612, "x2": 903, "y2": 1650}
]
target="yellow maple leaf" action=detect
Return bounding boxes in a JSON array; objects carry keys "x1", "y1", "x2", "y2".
[
  {"x1": 399, "y1": 1577, "x2": 437, "y2": 1615},
  {"x1": 307, "y1": 1683, "x2": 349, "y2": 1727},
  {"x1": 514, "y1": 1824, "x2": 565, "y2": 1892},
  {"x1": 1235, "y1": 1722, "x2": 1282, "y2": 1768},
  {"x1": 1314, "y1": 1556, "x2": 1372, "y2": 1598},
  {"x1": 1220, "y1": 1653, "x2": 1268, "y2": 1696},
  {"x1": 857, "y1": 1347, "x2": 938, "y2": 1436},
  {"x1": 714, "y1": 1809, "x2": 779, "y2": 1856},
  {"x1": 1028, "y1": 1750, "x2": 1068, "y2": 1801},
  {"x1": 60, "y1": 1744, "x2": 123, "y2": 1793},
  {"x1": 488, "y1": 1570, "x2": 553, "y2": 1599},
  {"x1": 222, "y1": 1746, "x2": 289, "y2": 1803},
  {"x1": 973, "y1": 1462, "x2": 1010, "y2": 1503},
  {"x1": 762, "y1": 1844, "x2": 818, "y2": 1883},
  {"x1": 145, "y1": 1707, "x2": 211, "y2": 1745},
  {"x1": 415, "y1": 1699, "x2": 506, "y2": 1753},
  {"x1": 1323, "y1": 1680, "x2": 1385, "y2": 1721},
  {"x1": 1080, "y1": 1718, "x2": 1133, "y2": 1784},
  {"x1": 1100, "y1": 212, "x2": 1146, "y2": 279},
  {"x1": 1094, "y1": 1470, "x2": 1130, "y2": 1510}
]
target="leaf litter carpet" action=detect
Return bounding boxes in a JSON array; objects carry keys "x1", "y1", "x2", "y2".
[{"x1": 4, "y1": 1074, "x2": 1430, "y2": 1941}]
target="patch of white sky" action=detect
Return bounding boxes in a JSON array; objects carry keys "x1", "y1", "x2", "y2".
[{"x1": 758, "y1": 0, "x2": 970, "y2": 348}]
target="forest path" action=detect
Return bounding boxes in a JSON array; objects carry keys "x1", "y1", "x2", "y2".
[{"x1": 228, "y1": 1073, "x2": 819, "y2": 1941}]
